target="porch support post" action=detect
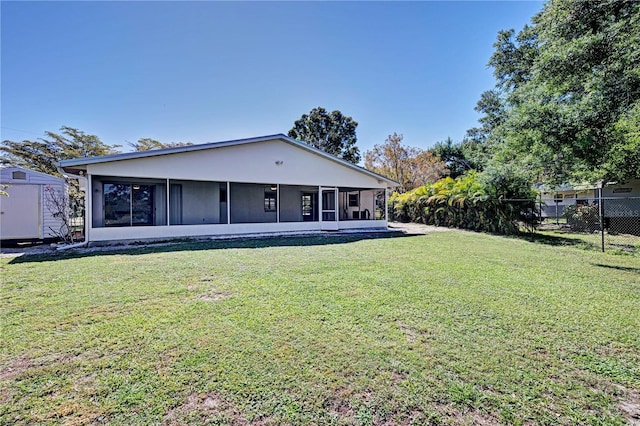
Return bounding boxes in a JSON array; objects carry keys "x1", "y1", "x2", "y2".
[
  {"x1": 276, "y1": 184, "x2": 280, "y2": 223},
  {"x1": 335, "y1": 188, "x2": 339, "y2": 223},
  {"x1": 85, "y1": 174, "x2": 91, "y2": 242},
  {"x1": 166, "y1": 178, "x2": 170, "y2": 226},
  {"x1": 385, "y1": 188, "x2": 389, "y2": 223},
  {"x1": 318, "y1": 186, "x2": 322, "y2": 226},
  {"x1": 372, "y1": 189, "x2": 375, "y2": 220},
  {"x1": 226, "y1": 182, "x2": 231, "y2": 224}
]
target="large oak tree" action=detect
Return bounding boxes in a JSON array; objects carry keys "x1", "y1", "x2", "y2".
[
  {"x1": 478, "y1": 0, "x2": 640, "y2": 184},
  {"x1": 288, "y1": 107, "x2": 361, "y2": 164}
]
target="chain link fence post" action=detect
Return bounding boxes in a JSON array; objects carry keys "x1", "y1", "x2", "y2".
[{"x1": 599, "y1": 183, "x2": 604, "y2": 252}]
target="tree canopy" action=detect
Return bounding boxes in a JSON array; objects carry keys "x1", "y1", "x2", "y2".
[
  {"x1": 477, "y1": 0, "x2": 640, "y2": 184},
  {"x1": 1, "y1": 130, "x2": 197, "y2": 176},
  {"x1": 288, "y1": 107, "x2": 361, "y2": 164},
  {"x1": 1, "y1": 126, "x2": 120, "y2": 177},
  {"x1": 429, "y1": 137, "x2": 487, "y2": 179},
  {"x1": 365, "y1": 133, "x2": 448, "y2": 192},
  {"x1": 129, "y1": 138, "x2": 193, "y2": 151}
]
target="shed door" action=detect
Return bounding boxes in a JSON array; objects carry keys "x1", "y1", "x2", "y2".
[{"x1": 0, "y1": 184, "x2": 42, "y2": 239}]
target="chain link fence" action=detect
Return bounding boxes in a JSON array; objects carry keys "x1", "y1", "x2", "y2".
[{"x1": 537, "y1": 196, "x2": 640, "y2": 254}]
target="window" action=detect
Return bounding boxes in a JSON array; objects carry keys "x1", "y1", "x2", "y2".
[
  {"x1": 348, "y1": 193, "x2": 359, "y2": 207},
  {"x1": 104, "y1": 184, "x2": 131, "y2": 226},
  {"x1": 613, "y1": 187, "x2": 632, "y2": 193},
  {"x1": 132, "y1": 185, "x2": 154, "y2": 225},
  {"x1": 104, "y1": 183, "x2": 155, "y2": 226},
  {"x1": 12, "y1": 171, "x2": 27, "y2": 180},
  {"x1": 264, "y1": 190, "x2": 277, "y2": 212},
  {"x1": 302, "y1": 193, "x2": 315, "y2": 220}
]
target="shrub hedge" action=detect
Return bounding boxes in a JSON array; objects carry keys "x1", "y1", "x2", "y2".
[{"x1": 389, "y1": 171, "x2": 537, "y2": 235}]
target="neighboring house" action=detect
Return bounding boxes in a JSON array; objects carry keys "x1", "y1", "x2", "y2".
[
  {"x1": 538, "y1": 183, "x2": 598, "y2": 219},
  {"x1": 59, "y1": 134, "x2": 399, "y2": 243},
  {"x1": 602, "y1": 179, "x2": 640, "y2": 235},
  {"x1": 538, "y1": 179, "x2": 640, "y2": 235},
  {"x1": 0, "y1": 166, "x2": 68, "y2": 241}
]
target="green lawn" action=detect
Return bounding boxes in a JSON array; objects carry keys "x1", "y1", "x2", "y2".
[
  {"x1": 1, "y1": 232, "x2": 639, "y2": 425},
  {"x1": 535, "y1": 225, "x2": 640, "y2": 255}
]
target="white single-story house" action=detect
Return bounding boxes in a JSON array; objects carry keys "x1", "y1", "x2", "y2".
[
  {"x1": 58, "y1": 134, "x2": 399, "y2": 243},
  {"x1": 538, "y1": 183, "x2": 598, "y2": 218},
  {"x1": 0, "y1": 166, "x2": 68, "y2": 241}
]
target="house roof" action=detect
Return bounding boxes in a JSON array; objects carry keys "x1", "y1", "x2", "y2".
[
  {"x1": 59, "y1": 133, "x2": 399, "y2": 187},
  {"x1": 0, "y1": 166, "x2": 66, "y2": 183},
  {"x1": 534, "y1": 182, "x2": 597, "y2": 192}
]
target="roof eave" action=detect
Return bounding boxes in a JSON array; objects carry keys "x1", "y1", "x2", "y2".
[
  {"x1": 58, "y1": 134, "x2": 288, "y2": 168},
  {"x1": 57, "y1": 133, "x2": 400, "y2": 187}
]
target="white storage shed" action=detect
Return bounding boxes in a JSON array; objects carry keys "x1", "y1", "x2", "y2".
[{"x1": 0, "y1": 167, "x2": 68, "y2": 241}]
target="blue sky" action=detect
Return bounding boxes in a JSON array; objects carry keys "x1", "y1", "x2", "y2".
[{"x1": 1, "y1": 1, "x2": 542, "y2": 157}]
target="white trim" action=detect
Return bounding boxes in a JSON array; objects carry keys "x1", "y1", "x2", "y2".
[
  {"x1": 86, "y1": 174, "x2": 92, "y2": 242},
  {"x1": 226, "y1": 181, "x2": 231, "y2": 225},
  {"x1": 338, "y1": 220, "x2": 388, "y2": 230},
  {"x1": 385, "y1": 189, "x2": 389, "y2": 223},
  {"x1": 319, "y1": 187, "x2": 339, "y2": 231},
  {"x1": 87, "y1": 220, "x2": 389, "y2": 242},
  {"x1": 276, "y1": 184, "x2": 280, "y2": 223},
  {"x1": 318, "y1": 185, "x2": 322, "y2": 226}
]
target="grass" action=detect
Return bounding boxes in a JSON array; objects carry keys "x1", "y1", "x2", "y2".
[
  {"x1": 531, "y1": 228, "x2": 640, "y2": 255},
  {"x1": 1, "y1": 231, "x2": 639, "y2": 425}
]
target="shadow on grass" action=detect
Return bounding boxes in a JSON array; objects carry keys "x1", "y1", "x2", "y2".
[
  {"x1": 590, "y1": 263, "x2": 640, "y2": 274},
  {"x1": 8, "y1": 231, "x2": 413, "y2": 264},
  {"x1": 512, "y1": 231, "x2": 599, "y2": 249}
]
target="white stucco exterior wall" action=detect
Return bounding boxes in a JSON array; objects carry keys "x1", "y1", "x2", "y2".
[{"x1": 85, "y1": 140, "x2": 386, "y2": 189}]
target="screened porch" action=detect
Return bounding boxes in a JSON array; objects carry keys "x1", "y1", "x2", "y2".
[{"x1": 90, "y1": 176, "x2": 387, "y2": 230}]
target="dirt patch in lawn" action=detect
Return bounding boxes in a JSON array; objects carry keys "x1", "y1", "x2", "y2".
[
  {"x1": 619, "y1": 390, "x2": 640, "y2": 425},
  {"x1": 435, "y1": 404, "x2": 499, "y2": 426},
  {"x1": 197, "y1": 290, "x2": 232, "y2": 302},
  {"x1": 0, "y1": 357, "x2": 34, "y2": 382},
  {"x1": 164, "y1": 392, "x2": 240, "y2": 425},
  {"x1": 325, "y1": 387, "x2": 356, "y2": 420},
  {"x1": 163, "y1": 392, "x2": 275, "y2": 425},
  {"x1": 397, "y1": 321, "x2": 418, "y2": 343},
  {"x1": 1, "y1": 351, "x2": 108, "y2": 382},
  {"x1": 0, "y1": 353, "x2": 86, "y2": 381}
]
